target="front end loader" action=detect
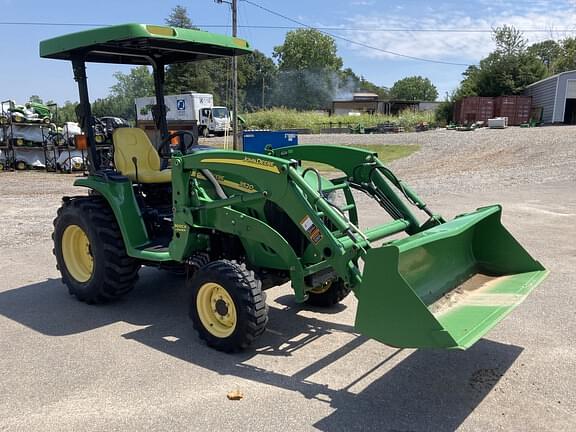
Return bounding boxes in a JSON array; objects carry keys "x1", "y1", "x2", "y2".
[{"x1": 41, "y1": 24, "x2": 547, "y2": 353}]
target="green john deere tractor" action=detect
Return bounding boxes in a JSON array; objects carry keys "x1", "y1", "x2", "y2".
[{"x1": 41, "y1": 24, "x2": 548, "y2": 352}]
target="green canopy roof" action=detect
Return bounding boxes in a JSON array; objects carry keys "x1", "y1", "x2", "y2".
[{"x1": 40, "y1": 23, "x2": 252, "y2": 65}]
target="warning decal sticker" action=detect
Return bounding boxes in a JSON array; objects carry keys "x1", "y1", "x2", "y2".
[{"x1": 300, "y1": 215, "x2": 323, "y2": 244}]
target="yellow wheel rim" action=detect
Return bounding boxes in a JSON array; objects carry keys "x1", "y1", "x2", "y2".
[
  {"x1": 310, "y1": 280, "x2": 332, "y2": 294},
  {"x1": 61, "y1": 225, "x2": 93, "y2": 283},
  {"x1": 196, "y1": 282, "x2": 237, "y2": 338}
]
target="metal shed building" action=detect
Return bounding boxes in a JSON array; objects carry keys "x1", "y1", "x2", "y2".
[{"x1": 524, "y1": 70, "x2": 576, "y2": 124}]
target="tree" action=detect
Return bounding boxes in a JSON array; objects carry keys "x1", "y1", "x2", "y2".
[
  {"x1": 435, "y1": 91, "x2": 457, "y2": 125},
  {"x1": 58, "y1": 101, "x2": 79, "y2": 123},
  {"x1": 92, "y1": 97, "x2": 123, "y2": 119},
  {"x1": 29, "y1": 95, "x2": 43, "y2": 104},
  {"x1": 390, "y1": 76, "x2": 438, "y2": 101},
  {"x1": 239, "y1": 50, "x2": 278, "y2": 110},
  {"x1": 463, "y1": 52, "x2": 545, "y2": 96},
  {"x1": 553, "y1": 37, "x2": 576, "y2": 73},
  {"x1": 102, "y1": 66, "x2": 155, "y2": 120},
  {"x1": 271, "y1": 29, "x2": 343, "y2": 109},
  {"x1": 454, "y1": 66, "x2": 480, "y2": 99},
  {"x1": 163, "y1": 5, "x2": 220, "y2": 100},
  {"x1": 165, "y1": 61, "x2": 217, "y2": 96},
  {"x1": 493, "y1": 25, "x2": 526, "y2": 55},
  {"x1": 527, "y1": 40, "x2": 562, "y2": 72},
  {"x1": 166, "y1": 5, "x2": 193, "y2": 28},
  {"x1": 273, "y1": 29, "x2": 343, "y2": 71},
  {"x1": 456, "y1": 26, "x2": 547, "y2": 97},
  {"x1": 110, "y1": 66, "x2": 154, "y2": 101}
]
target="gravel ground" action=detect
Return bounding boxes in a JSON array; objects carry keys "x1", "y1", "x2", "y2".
[
  {"x1": 0, "y1": 170, "x2": 78, "y2": 248},
  {"x1": 1, "y1": 126, "x2": 575, "y2": 431},
  {"x1": 299, "y1": 125, "x2": 576, "y2": 195}
]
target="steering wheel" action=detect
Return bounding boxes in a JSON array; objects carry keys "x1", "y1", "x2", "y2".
[{"x1": 158, "y1": 130, "x2": 197, "y2": 161}]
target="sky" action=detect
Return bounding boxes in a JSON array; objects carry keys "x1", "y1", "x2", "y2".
[{"x1": 0, "y1": 0, "x2": 574, "y2": 105}]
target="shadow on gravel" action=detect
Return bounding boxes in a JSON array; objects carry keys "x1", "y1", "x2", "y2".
[{"x1": 0, "y1": 269, "x2": 522, "y2": 432}]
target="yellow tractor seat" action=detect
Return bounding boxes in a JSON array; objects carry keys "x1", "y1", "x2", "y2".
[{"x1": 113, "y1": 128, "x2": 171, "y2": 183}]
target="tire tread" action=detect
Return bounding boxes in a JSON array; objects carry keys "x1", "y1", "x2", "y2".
[{"x1": 52, "y1": 196, "x2": 139, "y2": 304}]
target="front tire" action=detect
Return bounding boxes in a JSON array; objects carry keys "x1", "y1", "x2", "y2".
[
  {"x1": 189, "y1": 260, "x2": 267, "y2": 352},
  {"x1": 305, "y1": 279, "x2": 351, "y2": 307},
  {"x1": 52, "y1": 196, "x2": 139, "y2": 304}
]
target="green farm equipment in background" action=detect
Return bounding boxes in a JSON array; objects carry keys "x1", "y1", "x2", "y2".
[
  {"x1": 2, "y1": 100, "x2": 52, "y2": 124},
  {"x1": 26, "y1": 101, "x2": 53, "y2": 123},
  {"x1": 41, "y1": 24, "x2": 548, "y2": 353}
]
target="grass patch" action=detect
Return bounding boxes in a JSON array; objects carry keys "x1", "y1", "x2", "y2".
[
  {"x1": 303, "y1": 144, "x2": 420, "y2": 172},
  {"x1": 243, "y1": 108, "x2": 436, "y2": 133}
]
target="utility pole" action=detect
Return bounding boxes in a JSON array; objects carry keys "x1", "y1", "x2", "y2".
[
  {"x1": 232, "y1": 0, "x2": 239, "y2": 150},
  {"x1": 216, "y1": 0, "x2": 239, "y2": 150}
]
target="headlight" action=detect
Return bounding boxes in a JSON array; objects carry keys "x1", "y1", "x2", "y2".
[{"x1": 95, "y1": 134, "x2": 105, "y2": 144}]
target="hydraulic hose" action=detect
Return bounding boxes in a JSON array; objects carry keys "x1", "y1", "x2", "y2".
[{"x1": 200, "y1": 168, "x2": 228, "y2": 200}]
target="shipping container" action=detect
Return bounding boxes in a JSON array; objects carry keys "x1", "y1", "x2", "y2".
[
  {"x1": 454, "y1": 96, "x2": 533, "y2": 126},
  {"x1": 454, "y1": 96, "x2": 494, "y2": 124},
  {"x1": 494, "y1": 96, "x2": 532, "y2": 126}
]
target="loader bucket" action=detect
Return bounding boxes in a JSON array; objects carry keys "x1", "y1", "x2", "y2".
[{"x1": 355, "y1": 205, "x2": 548, "y2": 350}]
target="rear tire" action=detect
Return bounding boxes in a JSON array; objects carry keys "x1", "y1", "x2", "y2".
[
  {"x1": 305, "y1": 279, "x2": 351, "y2": 307},
  {"x1": 52, "y1": 196, "x2": 139, "y2": 304},
  {"x1": 189, "y1": 260, "x2": 267, "y2": 352}
]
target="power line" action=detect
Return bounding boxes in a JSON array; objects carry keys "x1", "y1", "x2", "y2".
[
  {"x1": 0, "y1": 21, "x2": 108, "y2": 27},
  {"x1": 0, "y1": 21, "x2": 573, "y2": 34},
  {"x1": 240, "y1": 0, "x2": 471, "y2": 66},
  {"x1": 196, "y1": 24, "x2": 576, "y2": 33}
]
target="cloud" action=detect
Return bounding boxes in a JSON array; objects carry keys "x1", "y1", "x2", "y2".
[
  {"x1": 341, "y1": 1, "x2": 576, "y2": 64},
  {"x1": 350, "y1": 0, "x2": 375, "y2": 5}
]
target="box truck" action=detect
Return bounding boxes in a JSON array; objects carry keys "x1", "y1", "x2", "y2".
[{"x1": 135, "y1": 92, "x2": 230, "y2": 137}]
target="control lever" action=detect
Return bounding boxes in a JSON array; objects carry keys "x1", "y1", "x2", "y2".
[{"x1": 132, "y1": 156, "x2": 143, "y2": 198}]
